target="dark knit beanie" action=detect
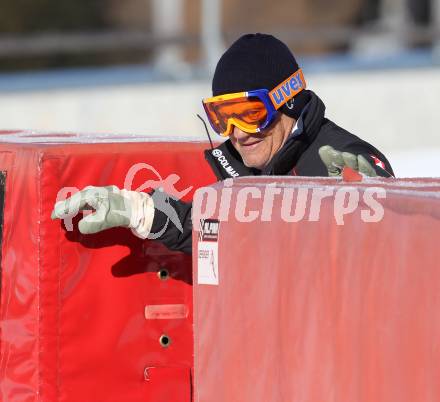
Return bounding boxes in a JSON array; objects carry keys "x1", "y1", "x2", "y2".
[{"x1": 212, "y1": 33, "x2": 310, "y2": 120}]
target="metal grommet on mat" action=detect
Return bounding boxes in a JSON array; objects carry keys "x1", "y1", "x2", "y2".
[
  {"x1": 159, "y1": 334, "x2": 171, "y2": 348},
  {"x1": 157, "y1": 267, "x2": 170, "y2": 281}
]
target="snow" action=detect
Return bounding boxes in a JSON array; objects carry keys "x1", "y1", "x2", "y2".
[{"x1": 387, "y1": 149, "x2": 440, "y2": 178}]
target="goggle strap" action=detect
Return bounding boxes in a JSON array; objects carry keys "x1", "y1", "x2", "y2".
[{"x1": 269, "y1": 69, "x2": 306, "y2": 110}]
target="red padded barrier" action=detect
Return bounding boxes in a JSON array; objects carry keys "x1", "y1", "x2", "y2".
[
  {"x1": 193, "y1": 176, "x2": 440, "y2": 402},
  {"x1": 0, "y1": 131, "x2": 215, "y2": 402}
]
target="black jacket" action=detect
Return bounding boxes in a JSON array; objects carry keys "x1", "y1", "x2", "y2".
[{"x1": 150, "y1": 91, "x2": 394, "y2": 254}]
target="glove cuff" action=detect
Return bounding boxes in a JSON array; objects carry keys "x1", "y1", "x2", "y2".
[{"x1": 120, "y1": 190, "x2": 155, "y2": 239}]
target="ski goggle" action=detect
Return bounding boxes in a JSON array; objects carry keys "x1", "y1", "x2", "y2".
[{"x1": 202, "y1": 68, "x2": 306, "y2": 137}]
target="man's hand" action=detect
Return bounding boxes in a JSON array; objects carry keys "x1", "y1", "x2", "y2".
[
  {"x1": 51, "y1": 185, "x2": 154, "y2": 238},
  {"x1": 318, "y1": 145, "x2": 377, "y2": 177}
]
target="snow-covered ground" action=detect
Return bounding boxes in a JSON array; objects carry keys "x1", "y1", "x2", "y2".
[
  {"x1": 387, "y1": 149, "x2": 439, "y2": 178},
  {"x1": 0, "y1": 64, "x2": 438, "y2": 178}
]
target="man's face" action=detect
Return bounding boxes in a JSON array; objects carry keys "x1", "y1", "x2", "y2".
[{"x1": 229, "y1": 113, "x2": 295, "y2": 170}]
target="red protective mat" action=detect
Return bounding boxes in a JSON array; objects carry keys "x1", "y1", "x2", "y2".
[
  {"x1": 193, "y1": 176, "x2": 440, "y2": 402},
  {"x1": 0, "y1": 131, "x2": 215, "y2": 402}
]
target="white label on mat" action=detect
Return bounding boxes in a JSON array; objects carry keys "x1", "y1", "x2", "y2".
[{"x1": 197, "y1": 241, "x2": 219, "y2": 285}]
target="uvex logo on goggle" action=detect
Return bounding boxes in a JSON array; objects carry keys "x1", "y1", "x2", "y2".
[{"x1": 269, "y1": 69, "x2": 306, "y2": 109}]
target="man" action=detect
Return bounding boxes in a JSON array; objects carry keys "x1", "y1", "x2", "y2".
[{"x1": 52, "y1": 33, "x2": 394, "y2": 254}]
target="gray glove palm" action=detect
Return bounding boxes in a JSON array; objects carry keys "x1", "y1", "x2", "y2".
[{"x1": 318, "y1": 145, "x2": 377, "y2": 177}]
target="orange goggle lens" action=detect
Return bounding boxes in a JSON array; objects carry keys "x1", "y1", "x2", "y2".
[{"x1": 204, "y1": 96, "x2": 268, "y2": 136}]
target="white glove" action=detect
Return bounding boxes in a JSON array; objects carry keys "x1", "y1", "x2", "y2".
[
  {"x1": 51, "y1": 185, "x2": 155, "y2": 239},
  {"x1": 319, "y1": 145, "x2": 377, "y2": 177}
]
